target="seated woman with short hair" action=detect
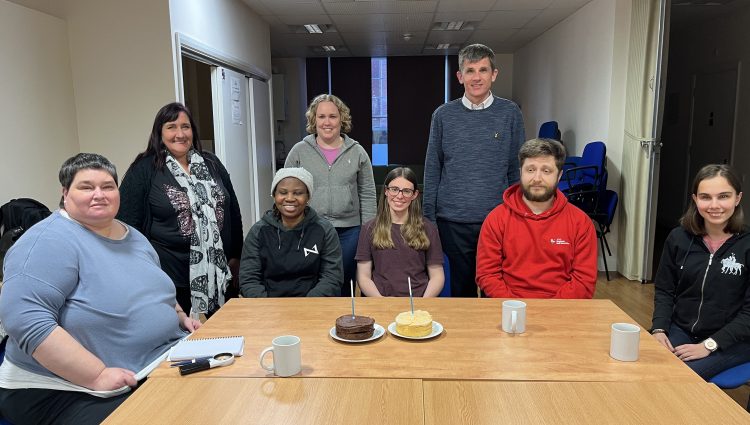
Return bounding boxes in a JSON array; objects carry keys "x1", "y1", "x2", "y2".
[
  {"x1": 0, "y1": 153, "x2": 199, "y2": 425},
  {"x1": 355, "y1": 167, "x2": 444, "y2": 297},
  {"x1": 239, "y1": 168, "x2": 343, "y2": 297}
]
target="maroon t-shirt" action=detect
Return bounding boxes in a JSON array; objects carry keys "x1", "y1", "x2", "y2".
[{"x1": 355, "y1": 219, "x2": 443, "y2": 296}]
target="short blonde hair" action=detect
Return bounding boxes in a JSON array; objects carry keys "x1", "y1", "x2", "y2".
[{"x1": 305, "y1": 94, "x2": 353, "y2": 134}]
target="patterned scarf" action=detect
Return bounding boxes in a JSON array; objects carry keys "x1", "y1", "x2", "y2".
[{"x1": 165, "y1": 150, "x2": 231, "y2": 314}]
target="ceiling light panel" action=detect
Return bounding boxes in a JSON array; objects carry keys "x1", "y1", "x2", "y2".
[{"x1": 304, "y1": 24, "x2": 323, "y2": 33}]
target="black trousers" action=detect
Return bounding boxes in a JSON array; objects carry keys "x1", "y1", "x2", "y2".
[
  {"x1": 437, "y1": 220, "x2": 483, "y2": 298},
  {"x1": 0, "y1": 386, "x2": 131, "y2": 425}
]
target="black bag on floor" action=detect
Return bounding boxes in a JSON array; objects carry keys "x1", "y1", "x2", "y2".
[{"x1": 0, "y1": 198, "x2": 52, "y2": 280}]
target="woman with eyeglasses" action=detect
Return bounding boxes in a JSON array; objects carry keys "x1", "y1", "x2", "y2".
[{"x1": 355, "y1": 167, "x2": 444, "y2": 297}]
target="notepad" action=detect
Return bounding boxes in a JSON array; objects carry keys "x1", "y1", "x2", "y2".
[{"x1": 167, "y1": 336, "x2": 245, "y2": 361}]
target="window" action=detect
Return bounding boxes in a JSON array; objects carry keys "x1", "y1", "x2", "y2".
[{"x1": 371, "y1": 57, "x2": 388, "y2": 165}]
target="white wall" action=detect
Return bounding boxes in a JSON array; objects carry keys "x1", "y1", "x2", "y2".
[
  {"x1": 0, "y1": 0, "x2": 79, "y2": 209},
  {"x1": 65, "y1": 0, "x2": 176, "y2": 175},
  {"x1": 513, "y1": 0, "x2": 631, "y2": 271},
  {"x1": 272, "y1": 57, "x2": 308, "y2": 154},
  {"x1": 169, "y1": 0, "x2": 272, "y2": 80},
  {"x1": 491, "y1": 54, "x2": 514, "y2": 100}
]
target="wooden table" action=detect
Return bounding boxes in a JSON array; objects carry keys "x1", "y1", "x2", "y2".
[
  {"x1": 423, "y1": 381, "x2": 750, "y2": 424},
  {"x1": 105, "y1": 378, "x2": 749, "y2": 424},
  {"x1": 149, "y1": 297, "x2": 699, "y2": 382},
  {"x1": 103, "y1": 377, "x2": 423, "y2": 424}
]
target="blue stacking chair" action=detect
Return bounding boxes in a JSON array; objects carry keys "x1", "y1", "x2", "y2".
[
  {"x1": 538, "y1": 121, "x2": 561, "y2": 141},
  {"x1": 439, "y1": 254, "x2": 451, "y2": 297},
  {"x1": 709, "y1": 362, "x2": 750, "y2": 411},
  {"x1": 559, "y1": 141, "x2": 606, "y2": 194},
  {"x1": 0, "y1": 335, "x2": 12, "y2": 425},
  {"x1": 590, "y1": 190, "x2": 618, "y2": 281}
]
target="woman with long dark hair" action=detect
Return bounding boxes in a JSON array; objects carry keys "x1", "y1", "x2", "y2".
[
  {"x1": 118, "y1": 102, "x2": 243, "y2": 317},
  {"x1": 651, "y1": 164, "x2": 750, "y2": 379},
  {"x1": 355, "y1": 167, "x2": 444, "y2": 297}
]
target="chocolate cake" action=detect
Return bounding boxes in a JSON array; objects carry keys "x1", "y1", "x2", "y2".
[{"x1": 335, "y1": 315, "x2": 375, "y2": 340}]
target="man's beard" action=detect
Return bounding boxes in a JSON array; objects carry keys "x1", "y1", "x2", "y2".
[{"x1": 521, "y1": 183, "x2": 556, "y2": 202}]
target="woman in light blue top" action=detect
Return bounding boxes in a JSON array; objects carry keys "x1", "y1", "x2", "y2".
[{"x1": 0, "y1": 153, "x2": 200, "y2": 425}]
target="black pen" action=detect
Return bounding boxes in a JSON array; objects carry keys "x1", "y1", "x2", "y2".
[{"x1": 170, "y1": 356, "x2": 213, "y2": 367}]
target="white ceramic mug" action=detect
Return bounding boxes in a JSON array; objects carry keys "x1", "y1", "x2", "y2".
[
  {"x1": 610, "y1": 323, "x2": 640, "y2": 361},
  {"x1": 502, "y1": 300, "x2": 527, "y2": 334},
  {"x1": 259, "y1": 335, "x2": 301, "y2": 377}
]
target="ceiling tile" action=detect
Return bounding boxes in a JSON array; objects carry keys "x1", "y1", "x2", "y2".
[
  {"x1": 264, "y1": 1, "x2": 327, "y2": 15},
  {"x1": 425, "y1": 30, "x2": 473, "y2": 44},
  {"x1": 470, "y1": 28, "x2": 518, "y2": 44},
  {"x1": 330, "y1": 14, "x2": 389, "y2": 31},
  {"x1": 433, "y1": 11, "x2": 488, "y2": 22},
  {"x1": 241, "y1": 0, "x2": 274, "y2": 16},
  {"x1": 548, "y1": 0, "x2": 592, "y2": 8},
  {"x1": 324, "y1": 0, "x2": 437, "y2": 14},
  {"x1": 525, "y1": 7, "x2": 577, "y2": 29},
  {"x1": 436, "y1": 0, "x2": 497, "y2": 12},
  {"x1": 385, "y1": 12, "x2": 435, "y2": 31},
  {"x1": 344, "y1": 32, "x2": 389, "y2": 44},
  {"x1": 492, "y1": 0, "x2": 553, "y2": 10},
  {"x1": 479, "y1": 10, "x2": 540, "y2": 29},
  {"x1": 275, "y1": 14, "x2": 334, "y2": 25},
  {"x1": 384, "y1": 31, "x2": 429, "y2": 44},
  {"x1": 272, "y1": 32, "x2": 345, "y2": 46}
]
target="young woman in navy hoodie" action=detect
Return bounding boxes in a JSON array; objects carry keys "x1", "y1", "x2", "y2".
[{"x1": 651, "y1": 164, "x2": 750, "y2": 379}]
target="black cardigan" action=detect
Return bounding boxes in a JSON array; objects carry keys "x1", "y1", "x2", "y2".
[{"x1": 117, "y1": 152, "x2": 243, "y2": 287}]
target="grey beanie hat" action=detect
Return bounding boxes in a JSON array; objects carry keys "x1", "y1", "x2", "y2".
[{"x1": 271, "y1": 167, "x2": 314, "y2": 197}]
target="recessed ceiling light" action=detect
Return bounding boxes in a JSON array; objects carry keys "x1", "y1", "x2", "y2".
[
  {"x1": 446, "y1": 21, "x2": 464, "y2": 30},
  {"x1": 436, "y1": 43, "x2": 451, "y2": 49},
  {"x1": 304, "y1": 24, "x2": 323, "y2": 34},
  {"x1": 322, "y1": 45, "x2": 336, "y2": 52}
]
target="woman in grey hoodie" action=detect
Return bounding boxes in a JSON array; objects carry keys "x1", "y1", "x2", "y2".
[{"x1": 285, "y1": 94, "x2": 376, "y2": 296}]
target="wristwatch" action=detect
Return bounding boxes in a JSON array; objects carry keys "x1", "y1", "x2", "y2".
[{"x1": 704, "y1": 338, "x2": 718, "y2": 353}]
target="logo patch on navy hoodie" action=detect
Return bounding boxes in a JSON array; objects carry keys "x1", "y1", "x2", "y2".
[
  {"x1": 720, "y1": 253, "x2": 744, "y2": 275},
  {"x1": 304, "y1": 244, "x2": 319, "y2": 257}
]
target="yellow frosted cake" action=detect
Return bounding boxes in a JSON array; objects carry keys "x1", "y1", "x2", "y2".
[{"x1": 395, "y1": 310, "x2": 433, "y2": 337}]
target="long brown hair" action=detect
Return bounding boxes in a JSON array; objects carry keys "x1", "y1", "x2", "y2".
[
  {"x1": 372, "y1": 167, "x2": 430, "y2": 250},
  {"x1": 680, "y1": 164, "x2": 744, "y2": 235}
]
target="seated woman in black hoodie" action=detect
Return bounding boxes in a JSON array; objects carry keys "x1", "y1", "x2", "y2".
[
  {"x1": 651, "y1": 164, "x2": 750, "y2": 380},
  {"x1": 239, "y1": 168, "x2": 342, "y2": 297}
]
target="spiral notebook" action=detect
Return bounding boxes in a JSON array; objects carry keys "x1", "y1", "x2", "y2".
[{"x1": 167, "y1": 336, "x2": 245, "y2": 361}]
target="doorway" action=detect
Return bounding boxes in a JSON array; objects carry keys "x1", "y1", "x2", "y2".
[
  {"x1": 178, "y1": 37, "x2": 274, "y2": 234},
  {"x1": 653, "y1": 1, "x2": 745, "y2": 277},
  {"x1": 182, "y1": 56, "x2": 215, "y2": 153}
]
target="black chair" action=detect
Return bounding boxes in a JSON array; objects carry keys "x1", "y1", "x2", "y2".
[
  {"x1": 562, "y1": 165, "x2": 617, "y2": 281},
  {"x1": 589, "y1": 190, "x2": 618, "y2": 281}
]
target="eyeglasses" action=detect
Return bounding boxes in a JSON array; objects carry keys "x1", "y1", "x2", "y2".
[{"x1": 385, "y1": 186, "x2": 416, "y2": 197}]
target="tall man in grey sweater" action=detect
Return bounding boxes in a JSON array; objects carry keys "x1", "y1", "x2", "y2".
[{"x1": 423, "y1": 44, "x2": 525, "y2": 297}]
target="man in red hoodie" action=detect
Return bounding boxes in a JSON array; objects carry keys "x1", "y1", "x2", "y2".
[{"x1": 476, "y1": 138, "x2": 597, "y2": 298}]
